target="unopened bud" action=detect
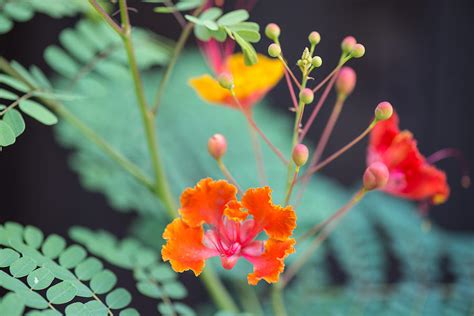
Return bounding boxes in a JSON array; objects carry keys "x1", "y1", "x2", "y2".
[
  {"x1": 363, "y1": 162, "x2": 389, "y2": 190},
  {"x1": 311, "y1": 56, "x2": 323, "y2": 68},
  {"x1": 335, "y1": 67, "x2": 356, "y2": 97},
  {"x1": 299, "y1": 88, "x2": 314, "y2": 104},
  {"x1": 292, "y1": 144, "x2": 309, "y2": 166},
  {"x1": 265, "y1": 23, "x2": 281, "y2": 41},
  {"x1": 208, "y1": 134, "x2": 227, "y2": 160},
  {"x1": 217, "y1": 73, "x2": 234, "y2": 90},
  {"x1": 308, "y1": 31, "x2": 321, "y2": 45},
  {"x1": 352, "y1": 44, "x2": 365, "y2": 58},
  {"x1": 268, "y1": 43, "x2": 281, "y2": 58},
  {"x1": 375, "y1": 101, "x2": 393, "y2": 121},
  {"x1": 341, "y1": 36, "x2": 357, "y2": 53}
]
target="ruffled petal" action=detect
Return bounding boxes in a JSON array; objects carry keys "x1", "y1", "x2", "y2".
[
  {"x1": 189, "y1": 74, "x2": 230, "y2": 105},
  {"x1": 179, "y1": 178, "x2": 238, "y2": 227},
  {"x1": 162, "y1": 219, "x2": 218, "y2": 276},
  {"x1": 242, "y1": 187, "x2": 296, "y2": 241},
  {"x1": 245, "y1": 238, "x2": 295, "y2": 285},
  {"x1": 224, "y1": 200, "x2": 248, "y2": 222}
]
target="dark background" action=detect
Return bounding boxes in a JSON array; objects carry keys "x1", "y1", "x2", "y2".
[{"x1": 0, "y1": 0, "x2": 473, "y2": 312}]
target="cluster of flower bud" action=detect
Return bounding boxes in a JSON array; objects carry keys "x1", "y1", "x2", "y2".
[{"x1": 341, "y1": 36, "x2": 365, "y2": 58}]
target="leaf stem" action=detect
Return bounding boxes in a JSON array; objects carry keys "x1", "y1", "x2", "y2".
[
  {"x1": 0, "y1": 91, "x2": 33, "y2": 116},
  {"x1": 271, "y1": 284, "x2": 287, "y2": 316},
  {"x1": 247, "y1": 113, "x2": 267, "y2": 185},
  {"x1": 152, "y1": 3, "x2": 206, "y2": 114},
  {"x1": 217, "y1": 158, "x2": 243, "y2": 195},
  {"x1": 199, "y1": 268, "x2": 239, "y2": 312}
]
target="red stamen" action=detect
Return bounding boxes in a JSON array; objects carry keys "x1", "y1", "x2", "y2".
[{"x1": 426, "y1": 148, "x2": 471, "y2": 189}]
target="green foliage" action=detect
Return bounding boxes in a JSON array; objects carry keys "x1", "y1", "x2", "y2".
[
  {"x1": 147, "y1": 0, "x2": 203, "y2": 13},
  {"x1": 0, "y1": 61, "x2": 66, "y2": 148},
  {"x1": 185, "y1": 8, "x2": 260, "y2": 65},
  {"x1": 53, "y1": 52, "x2": 474, "y2": 314},
  {"x1": 44, "y1": 19, "x2": 173, "y2": 93},
  {"x1": 0, "y1": 222, "x2": 137, "y2": 315},
  {"x1": 69, "y1": 227, "x2": 195, "y2": 315},
  {"x1": 0, "y1": 0, "x2": 89, "y2": 34}
]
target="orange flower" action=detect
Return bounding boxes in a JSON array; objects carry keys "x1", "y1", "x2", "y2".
[
  {"x1": 162, "y1": 178, "x2": 296, "y2": 285},
  {"x1": 190, "y1": 39, "x2": 284, "y2": 110}
]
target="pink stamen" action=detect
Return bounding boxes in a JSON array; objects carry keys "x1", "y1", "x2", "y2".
[{"x1": 426, "y1": 148, "x2": 471, "y2": 189}]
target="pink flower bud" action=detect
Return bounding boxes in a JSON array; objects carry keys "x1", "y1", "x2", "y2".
[
  {"x1": 352, "y1": 44, "x2": 365, "y2": 58},
  {"x1": 292, "y1": 144, "x2": 309, "y2": 166},
  {"x1": 363, "y1": 162, "x2": 389, "y2": 190},
  {"x1": 335, "y1": 67, "x2": 357, "y2": 97},
  {"x1": 299, "y1": 88, "x2": 314, "y2": 104},
  {"x1": 341, "y1": 36, "x2": 357, "y2": 52},
  {"x1": 265, "y1": 23, "x2": 281, "y2": 41},
  {"x1": 375, "y1": 101, "x2": 393, "y2": 121},
  {"x1": 308, "y1": 31, "x2": 321, "y2": 45},
  {"x1": 208, "y1": 134, "x2": 227, "y2": 160},
  {"x1": 268, "y1": 43, "x2": 281, "y2": 58},
  {"x1": 217, "y1": 73, "x2": 234, "y2": 90}
]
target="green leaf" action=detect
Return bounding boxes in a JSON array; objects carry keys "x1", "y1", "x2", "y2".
[
  {"x1": 30, "y1": 65, "x2": 53, "y2": 89},
  {"x1": 137, "y1": 281, "x2": 162, "y2": 298},
  {"x1": 27, "y1": 267, "x2": 55, "y2": 290},
  {"x1": 11, "y1": 60, "x2": 39, "y2": 87},
  {"x1": 46, "y1": 280, "x2": 78, "y2": 304},
  {"x1": 0, "y1": 120, "x2": 16, "y2": 146},
  {"x1": 0, "y1": 248, "x2": 20, "y2": 267},
  {"x1": 17, "y1": 288, "x2": 49, "y2": 309},
  {"x1": 163, "y1": 281, "x2": 187, "y2": 299},
  {"x1": 3, "y1": 3, "x2": 34, "y2": 22},
  {"x1": 0, "y1": 270, "x2": 28, "y2": 292},
  {"x1": 0, "y1": 293, "x2": 25, "y2": 316},
  {"x1": 3, "y1": 109, "x2": 25, "y2": 137},
  {"x1": 199, "y1": 7, "x2": 222, "y2": 21},
  {"x1": 105, "y1": 288, "x2": 132, "y2": 309},
  {"x1": 119, "y1": 308, "x2": 140, "y2": 316},
  {"x1": 90, "y1": 270, "x2": 117, "y2": 294},
  {"x1": 0, "y1": 14, "x2": 13, "y2": 34},
  {"x1": 217, "y1": 9, "x2": 249, "y2": 26},
  {"x1": 0, "y1": 89, "x2": 18, "y2": 100},
  {"x1": 0, "y1": 74, "x2": 29, "y2": 92},
  {"x1": 24, "y1": 226, "x2": 44, "y2": 249},
  {"x1": 65, "y1": 301, "x2": 108, "y2": 316},
  {"x1": 41, "y1": 234, "x2": 66, "y2": 259},
  {"x1": 227, "y1": 21, "x2": 259, "y2": 32},
  {"x1": 59, "y1": 245, "x2": 87, "y2": 269},
  {"x1": 233, "y1": 32, "x2": 258, "y2": 66},
  {"x1": 74, "y1": 257, "x2": 103, "y2": 281},
  {"x1": 44, "y1": 45, "x2": 80, "y2": 79},
  {"x1": 234, "y1": 30, "x2": 260, "y2": 43},
  {"x1": 9, "y1": 256, "x2": 37, "y2": 278},
  {"x1": 19, "y1": 99, "x2": 58, "y2": 126}
]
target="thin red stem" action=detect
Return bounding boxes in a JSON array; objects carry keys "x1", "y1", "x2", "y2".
[
  {"x1": 279, "y1": 56, "x2": 301, "y2": 89},
  {"x1": 284, "y1": 69, "x2": 299, "y2": 111},
  {"x1": 247, "y1": 115, "x2": 267, "y2": 185}
]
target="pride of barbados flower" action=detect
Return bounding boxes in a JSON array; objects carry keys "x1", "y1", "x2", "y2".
[
  {"x1": 368, "y1": 110, "x2": 450, "y2": 205},
  {"x1": 190, "y1": 39, "x2": 284, "y2": 110},
  {"x1": 162, "y1": 178, "x2": 296, "y2": 285}
]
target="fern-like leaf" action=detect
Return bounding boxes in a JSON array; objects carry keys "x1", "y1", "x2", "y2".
[
  {"x1": 0, "y1": 222, "x2": 138, "y2": 315},
  {"x1": 69, "y1": 227, "x2": 195, "y2": 316}
]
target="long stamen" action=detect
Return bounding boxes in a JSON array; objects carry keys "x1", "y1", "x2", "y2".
[{"x1": 426, "y1": 148, "x2": 471, "y2": 188}]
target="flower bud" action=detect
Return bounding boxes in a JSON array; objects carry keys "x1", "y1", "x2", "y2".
[
  {"x1": 208, "y1": 134, "x2": 227, "y2": 160},
  {"x1": 308, "y1": 31, "x2": 321, "y2": 45},
  {"x1": 374, "y1": 101, "x2": 393, "y2": 121},
  {"x1": 217, "y1": 73, "x2": 234, "y2": 90},
  {"x1": 341, "y1": 36, "x2": 357, "y2": 53},
  {"x1": 352, "y1": 44, "x2": 365, "y2": 58},
  {"x1": 299, "y1": 88, "x2": 314, "y2": 104},
  {"x1": 363, "y1": 162, "x2": 389, "y2": 190},
  {"x1": 268, "y1": 43, "x2": 281, "y2": 58},
  {"x1": 265, "y1": 23, "x2": 281, "y2": 41},
  {"x1": 311, "y1": 56, "x2": 323, "y2": 68},
  {"x1": 292, "y1": 144, "x2": 309, "y2": 166},
  {"x1": 335, "y1": 67, "x2": 356, "y2": 97}
]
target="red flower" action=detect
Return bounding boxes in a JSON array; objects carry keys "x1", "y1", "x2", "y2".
[
  {"x1": 161, "y1": 178, "x2": 296, "y2": 285},
  {"x1": 367, "y1": 111, "x2": 450, "y2": 204}
]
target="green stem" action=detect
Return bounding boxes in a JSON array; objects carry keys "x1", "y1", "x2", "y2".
[
  {"x1": 234, "y1": 280, "x2": 264, "y2": 316},
  {"x1": 271, "y1": 284, "x2": 287, "y2": 316},
  {"x1": 200, "y1": 268, "x2": 239, "y2": 312},
  {"x1": 152, "y1": 3, "x2": 205, "y2": 113}
]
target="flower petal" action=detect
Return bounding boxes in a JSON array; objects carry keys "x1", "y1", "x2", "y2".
[
  {"x1": 189, "y1": 74, "x2": 231, "y2": 105},
  {"x1": 245, "y1": 238, "x2": 295, "y2": 285},
  {"x1": 242, "y1": 187, "x2": 296, "y2": 240},
  {"x1": 224, "y1": 200, "x2": 248, "y2": 222},
  {"x1": 180, "y1": 178, "x2": 238, "y2": 227},
  {"x1": 162, "y1": 219, "x2": 218, "y2": 276}
]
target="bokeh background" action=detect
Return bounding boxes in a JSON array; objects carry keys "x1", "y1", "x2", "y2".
[{"x1": 0, "y1": 0, "x2": 473, "y2": 312}]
